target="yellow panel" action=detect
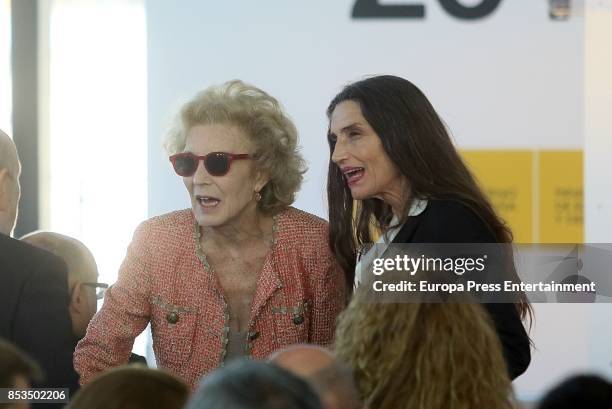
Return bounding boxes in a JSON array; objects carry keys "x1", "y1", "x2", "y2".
[
  {"x1": 461, "y1": 150, "x2": 533, "y2": 243},
  {"x1": 539, "y1": 150, "x2": 583, "y2": 243}
]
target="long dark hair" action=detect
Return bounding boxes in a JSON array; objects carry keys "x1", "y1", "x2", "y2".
[{"x1": 326, "y1": 75, "x2": 531, "y2": 321}]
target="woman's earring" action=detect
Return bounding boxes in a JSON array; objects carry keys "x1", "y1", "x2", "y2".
[{"x1": 254, "y1": 191, "x2": 262, "y2": 202}]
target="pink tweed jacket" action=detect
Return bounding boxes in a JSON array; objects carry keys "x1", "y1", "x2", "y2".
[{"x1": 73, "y1": 207, "x2": 347, "y2": 390}]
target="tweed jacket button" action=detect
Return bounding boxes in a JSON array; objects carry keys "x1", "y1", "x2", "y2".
[
  {"x1": 248, "y1": 331, "x2": 260, "y2": 341},
  {"x1": 166, "y1": 312, "x2": 179, "y2": 324},
  {"x1": 293, "y1": 315, "x2": 304, "y2": 325}
]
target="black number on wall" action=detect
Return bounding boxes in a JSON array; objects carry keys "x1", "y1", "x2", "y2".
[
  {"x1": 438, "y1": 0, "x2": 502, "y2": 20},
  {"x1": 352, "y1": 0, "x2": 425, "y2": 19},
  {"x1": 352, "y1": 0, "x2": 502, "y2": 20}
]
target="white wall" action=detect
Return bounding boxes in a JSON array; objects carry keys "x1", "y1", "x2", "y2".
[
  {"x1": 147, "y1": 0, "x2": 583, "y2": 220},
  {"x1": 146, "y1": 0, "x2": 607, "y2": 401}
]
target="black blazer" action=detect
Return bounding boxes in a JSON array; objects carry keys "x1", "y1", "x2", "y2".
[
  {"x1": 392, "y1": 199, "x2": 531, "y2": 380},
  {"x1": 0, "y1": 233, "x2": 79, "y2": 405}
]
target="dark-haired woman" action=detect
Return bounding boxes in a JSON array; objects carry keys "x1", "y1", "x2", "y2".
[{"x1": 326, "y1": 75, "x2": 532, "y2": 379}]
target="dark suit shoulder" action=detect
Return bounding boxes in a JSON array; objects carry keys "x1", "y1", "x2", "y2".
[
  {"x1": 0, "y1": 233, "x2": 68, "y2": 276},
  {"x1": 0, "y1": 233, "x2": 77, "y2": 393},
  {"x1": 0, "y1": 234, "x2": 70, "y2": 329},
  {"x1": 398, "y1": 199, "x2": 496, "y2": 243}
]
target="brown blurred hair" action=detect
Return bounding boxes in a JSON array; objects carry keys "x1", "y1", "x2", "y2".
[
  {"x1": 66, "y1": 366, "x2": 189, "y2": 409},
  {"x1": 0, "y1": 338, "x2": 42, "y2": 388},
  {"x1": 334, "y1": 290, "x2": 515, "y2": 409}
]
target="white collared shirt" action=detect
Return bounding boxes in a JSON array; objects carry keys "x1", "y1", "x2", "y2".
[{"x1": 354, "y1": 198, "x2": 428, "y2": 289}]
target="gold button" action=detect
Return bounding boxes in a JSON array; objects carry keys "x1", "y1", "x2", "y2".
[{"x1": 166, "y1": 312, "x2": 179, "y2": 324}]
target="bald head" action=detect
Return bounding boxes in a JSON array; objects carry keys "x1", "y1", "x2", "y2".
[
  {"x1": 0, "y1": 129, "x2": 21, "y2": 235},
  {"x1": 270, "y1": 345, "x2": 362, "y2": 409},
  {"x1": 0, "y1": 129, "x2": 20, "y2": 176},
  {"x1": 270, "y1": 345, "x2": 336, "y2": 377},
  {"x1": 21, "y1": 231, "x2": 100, "y2": 339},
  {"x1": 20, "y1": 231, "x2": 98, "y2": 285}
]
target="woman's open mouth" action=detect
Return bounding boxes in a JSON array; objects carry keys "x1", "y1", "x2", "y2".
[
  {"x1": 342, "y1": 167, "x2": 365, "y2": 186},
  {"x1": 195, "y1": 195, "x2": 220, "y2": 208}
]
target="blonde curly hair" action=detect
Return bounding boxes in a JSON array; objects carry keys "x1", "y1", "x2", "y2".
[
  {"x1": 334, "y1": 290, "x2": 515, "y2": 409},
  {"x1": 164, "y1": 80, "x2": 306, "y2": 215}
]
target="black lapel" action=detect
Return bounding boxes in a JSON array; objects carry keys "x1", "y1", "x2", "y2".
[{"x1": 392, "y1": 215, "x2": 422, "y2": 244}]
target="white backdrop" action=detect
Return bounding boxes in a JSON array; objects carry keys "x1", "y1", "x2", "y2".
[
  {"x1": 146, "y1": 0, "x2": 607, "y2": 401},
  {"x1": 147, "y1": 0, "x2": 583, "y2": 219}
]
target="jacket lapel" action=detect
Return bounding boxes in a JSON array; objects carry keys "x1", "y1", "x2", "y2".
[
  {"x1": 393, "y1": 216, "x2": 421, "y2": 243},
  {"x1": 249, "y1": 255, "x2": 282, "y2": 322}
]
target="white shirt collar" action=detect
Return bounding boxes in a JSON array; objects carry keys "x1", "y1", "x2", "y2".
[
  {"x1": 408, "y1": 197, "x2": 428, "y2": 217},
  {"x1": 354, "y1": 198, "x2": 428, "y2": 289}
]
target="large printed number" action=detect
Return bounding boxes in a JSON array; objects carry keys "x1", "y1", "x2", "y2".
[
  {"x1": 438, "y1": 0, "x2": 502, "y2": 19},
  {"x1": 352, "y1": 0, "x2": 425, "y2": 18},
  {"x1": 352, "y1": 0, "x2": 502, "y2": 20}
]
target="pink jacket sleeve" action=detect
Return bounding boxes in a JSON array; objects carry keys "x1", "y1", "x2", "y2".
[
  {"x1": 73, "y1": 222, "x2": 152, "y2": 384},
  {"x1": 309, "y1": 241, "x2": 348, "y2": 347}
]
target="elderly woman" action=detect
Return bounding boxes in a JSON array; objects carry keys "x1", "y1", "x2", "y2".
[
  {"x1": 325, "y1": 75, "x2": 531, "y2": 379},
  {"x1": 74, "y1": 80, "x2": 347, "y2": 389}
]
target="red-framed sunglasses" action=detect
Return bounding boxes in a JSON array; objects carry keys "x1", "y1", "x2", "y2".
[{"x1": 169, "y1": 152, "x2": 251, "y2": 177}]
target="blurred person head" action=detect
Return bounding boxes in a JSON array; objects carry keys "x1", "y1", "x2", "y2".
[
  {"x1": 325, "y1": 75, "x2": 531, "y2": 321},
  {"x1": 164, "y1": 80, "x2": 306, "y2": 229},
  {"x1": 334, "y1": 290, "x2": 514, "y2": 409},
  {"x1": 270, "y1": 344, "x2": 361, "y2": 409},
  {"x1": 0, "y1": 129, "x2": 21, "y2": 236},
  {"x1": 66, "y1": 366, "x2": 188, "y2": 409},
  {"x1": 538, "y1": 374, "x2": 612, "y2": 409},
  {"x1": 0, "y1": 338, "x2": 42, "y2": 409},
  {"x1": 187, "y1": 359, "x2": 323, "y2": 409},
  {"x1": 20, "y1": 231, "x2": 102, "y2": 339}
]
